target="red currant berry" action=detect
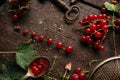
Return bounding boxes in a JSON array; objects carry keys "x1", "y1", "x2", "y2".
[
  {"x1": 47, "y1": 38, "x2": 53, "y2": 44},
  {"x1": 79, "y1": 20, "x2": 83, "y2": 25},
  {"x1": 94, "y1": 42, "x2": 100, "y2": 49},
  {"x1": 106, "y1": 16, "x2": 111, "y2": 20},
  {"x1": 86, "y1": 37, "x2": 92, "y2": 45},
  {"x1": 37, "y1": 65, "x2": 42, "y2": 71},
  {"x1": 96, "y1": 24, "x2": 101, "y2": 30},
  {"x1": 75, "y1": 67, "x2": 81, "y2": 74},
  {"x1": 94, "y1": 31, "x2": 102, "y2": 39},
  {"x1": 31, "y1": 66, "x2": 39, "y2": 75},
  {"x1": 81, "y1": 36, "x2": 87, "y2": 42},
  {"x1": 93, "y1": 14, "x2": 98, "y2": 19},
  {"x1": 99, "y1": 45, "x2": 104, "y2": 51},
  {"x1": 56, "y1": 42, "x2": 63, "y2": 49},
  {"x1": 102, "y1": 14, "x2": 107, "y2": 19},
  {"x1": 85, "y1": 28, "x2": 91, "y2": 35},
  {"x1": 12, "y1": 15, "x2": 19, "y2": 21},
  {"x1": 23, "y1": 29, "x2": 29, "y2": 35},
  {"x1": 97, "y1": 14, "x2": 103, "y2": 19},
  {"x1": 31, "y1": 31, "x2": 36, "y2": 37},
  {"x1": 90, "y1": 24, "x2": 97, "y2": 32},
  {"x1": 79, "y1": 73, "x2": 85, "y2": 80},
  {"x1": 101, "y1": 7, "x2": 106, "y2": 13},
  {"x1": 71, "y1": 74, "x2": 79, "y2": 80},
  {"x1": 88, "y1": 14, "x2": 94, "y2": 21},
  {"x1": 39, "y1": 35, "x2": 44, "y2": 41},
  {"x1": 65, "y1": 46, "x2": 73, "y2": 53},
  {"x1": 83, "y1": 16, "x2": 88, "y2": 22},
  {"x1": 102, "y1": 25, "x2": 108, "y2": 31},
  {"x1": 100, "y1": 20, "x2": 107, "y2": 27},
  {"x1": 115, "y1": 19, "x2": 120, "y2": 25}
]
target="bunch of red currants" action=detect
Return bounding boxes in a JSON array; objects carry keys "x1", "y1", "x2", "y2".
[{"x1": 79, "y1": 13, "x2": 111, "y2": 51}]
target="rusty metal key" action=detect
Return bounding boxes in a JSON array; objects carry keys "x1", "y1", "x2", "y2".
[{"x1": 50, "y1": 0, "x2": 80, "y2": 21}]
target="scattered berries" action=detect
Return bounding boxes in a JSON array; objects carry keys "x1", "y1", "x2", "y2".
[
  {"x1": 65, "y1": 46, "x2": 73, "y2": 53},
  {"x1": 31, "y1": 31, "x2": 36, "y2": 37},
  {"x1": 47, "y1": 38, "x2": 53, "y2": 44},
  {"x1": 39, "y1": 35, "x2": 44, "y2": 41},
  {"x1": 12, "y1": 15, "x2": 19, "y2": 22},
  {"x1": 23, "y1": 29, "x2": 29, "y2": 35},
  {"x1": 56, "y1": 42, "x2": 63, "y2": 49}
]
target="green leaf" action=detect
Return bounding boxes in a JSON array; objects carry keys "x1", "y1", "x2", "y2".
[
  {"x1": 104, "y1": 2, "x2": 115, "y2": 11},
  {"x1": 16, "y1": 42, "x2": 40, "y2": 70},
  {"x1": 0, "y1": 61, "x2": 25, "y2": 80},
  {"x1": 114, "y1": 3, "x2": 120, "y2": 12}
]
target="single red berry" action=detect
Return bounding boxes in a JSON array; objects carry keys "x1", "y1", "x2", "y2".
[
  {"x1": 99, "y1": 45, "x2": 104, "y2": 51},
  {"x1": 56, "y1": 42, "x2": 63, "y2": 49},
  {"x1": 81, "y1": 36, "x2": 86, "y2": 42},
  {"x1": 79, "y1": 73, "x2": 85, "y2": 80},
  {"x1": 65, "y1": 46, "x2": 73, "y2": 53},
  {"x1": 102, "y1": 25, "x2": 108, "y2": 31},
  {"x1": 88, "y1": 14, "x2": 94, "y2": 21},
  {"x1": 96, "y1": 24, "x2": 101, "y2": 30},
  {"x1": 39, "y1": 35, "x2": 44, "y2": 41},
  {"x1": 115, "y1": 19, "x2": 120, "y2": 25},
  {"x1": 79, "y1": 20, "x2": 83, "y2": 25},
  {"x1": 94, "y1": 31, "x2": 102, "y2": 39},
  {"x1": 102, "y1": 14, "x2": 107, "y2": 19},
  {"x1": 90, "y1": 24, "x2": 97, "y2": 32},
  {"x1": 101, "y1": 7, "x2": 106, "y2": 13},
  {"x1": 23, "y1": 29, "x2": 29, "y2": 35},
  {"x1": 71, "y1": 74, "x2": 79, "y2": 80},
  {"x1": 97, "y1": 14, "x2": 103, "y2": 19},
  {"x1": 100, "y1": 20, "x2": 107, "y2": 27},
  {"x1": 75, "y1": 67, "x2": 82, "y2": 74},
  {"x1": 12, "y1": 15, "x2": 19, "y2": 21},
  {"x1": 94, "y1": 42, "x2": 100, "y2": 49},
  {"x1": 86, "y1": 37, "x2": 92, "y2": 45},
  {"x1": 106, "y1": 16, "x2": 111, "y2": 20},
  {"x1": 103, "y1": 36, "x2": 107, "y2": 41},
  {"x1": 83, "y1": 16, "x2": 88, "y2": 22},
  {"x1": 37, "y1": 65, "x2": 42, "y2": 71},
  {"x1": 47, "y1": 38, "x2": 53, "y2": 44},
  {"x1": 93, "y1": 14, "x2": 98, "y2": 19},
  {"x1": 31, "y1": 31, "x2": 36, "y2": 37},
  {"x1": 85, "y1": 28, "x2": 91, "y2": 35}
]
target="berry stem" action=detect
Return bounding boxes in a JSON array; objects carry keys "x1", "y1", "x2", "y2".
[{"x1": 0, "y1": 51, "x2": 16, "y2": 54}]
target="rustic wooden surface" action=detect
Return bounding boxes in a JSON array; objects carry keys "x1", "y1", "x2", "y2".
[{"x1": 0, "y1": 0, "x2": 120, "y2": 79}]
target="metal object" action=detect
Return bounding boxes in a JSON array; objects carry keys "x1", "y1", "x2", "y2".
[
  {"x1": 88, "y1": 56, "x2": 120, "y2": 80},
  {"x1": 70, "y1": 0, "x2": 101, "y2": 10},
  {"x1": 50, "y1": 0, "x2": 80, "y2": 21}
]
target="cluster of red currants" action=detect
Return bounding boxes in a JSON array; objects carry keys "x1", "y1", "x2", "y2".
[
  {"x1": 16, "y1": 27, "x2": 73, "y2": 53},
  {"x1": 9, "y1": 0, "x2": 31, "y2": 22},
  {"x1": 30, "y1": 57, "x2": 49, "y2": 76},
  {"x1": 79, "y1": 13, "x2": 111, "y2": 51},
  {"x1": 71, "y1": 67, "x2": 85, "y2": 80}
]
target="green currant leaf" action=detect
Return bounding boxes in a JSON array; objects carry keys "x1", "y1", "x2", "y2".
[
  {"x1": 16, "y1": 42, "x2": 40, "y2": 70},
  {"x1": 0, "y1": 61, "x2": 25, "y2": 80},
  {"x1": 104, "y1": 2, "x2": 115, "y2": 11},
  {"x1": 114, "y1": 3, "x2": 120, "y2": 12}
]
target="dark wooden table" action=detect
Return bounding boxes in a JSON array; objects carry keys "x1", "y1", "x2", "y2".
[{"x1": 0, "y1": 0, "x2": 120, "y2": 79}]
